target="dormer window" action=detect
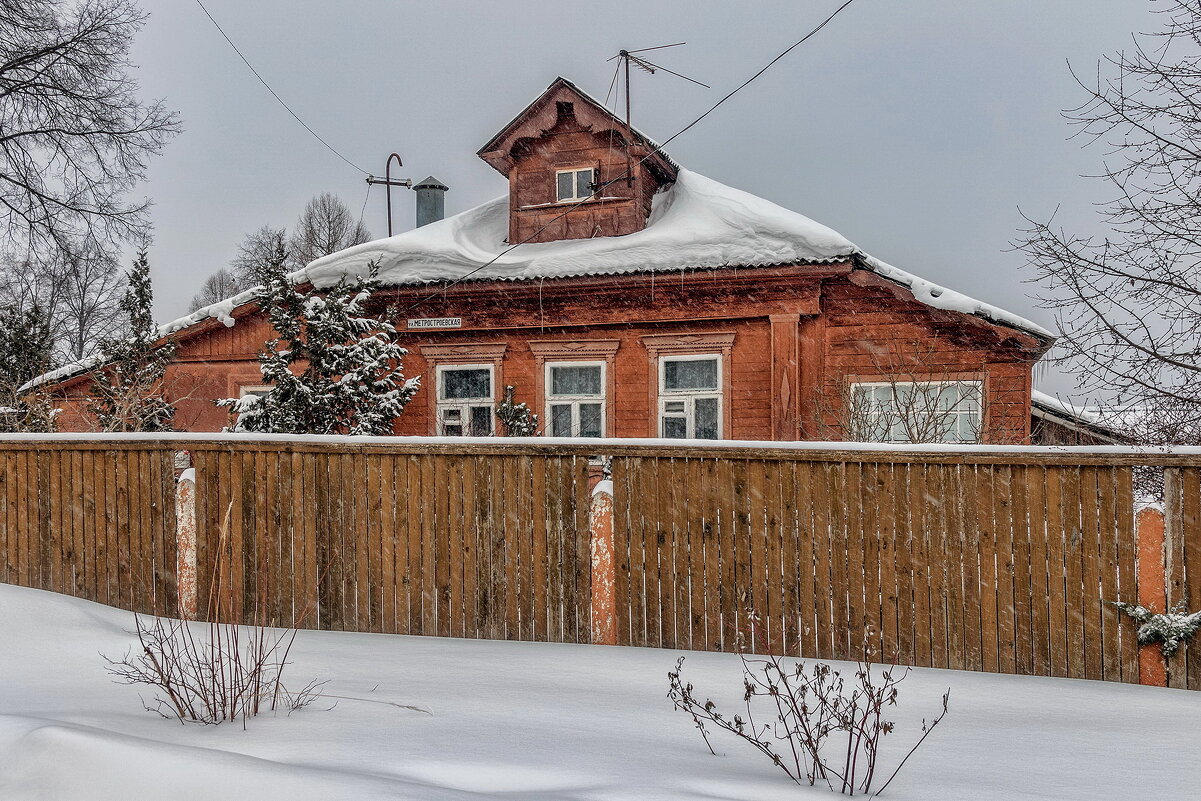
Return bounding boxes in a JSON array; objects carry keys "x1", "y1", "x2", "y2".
[{"x1": 556, "y1": 167, "x2": 596, "y2": 203}]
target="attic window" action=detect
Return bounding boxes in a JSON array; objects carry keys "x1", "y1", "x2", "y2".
[{"x1": 556, "y1": 167, "x2": 596, "y2": 203}]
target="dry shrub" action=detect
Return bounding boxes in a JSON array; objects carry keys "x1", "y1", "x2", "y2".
[
  {"x1": 668, "y1": 612, "x2": 949, "y2": 796},
  {"x1": 105, "y1": 505, "x2": 321, "y2": 725}
]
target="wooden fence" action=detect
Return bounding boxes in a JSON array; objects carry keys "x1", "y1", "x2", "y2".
[{"x1": 0, "y1": 436, "x2": 1199, "y2": 689}]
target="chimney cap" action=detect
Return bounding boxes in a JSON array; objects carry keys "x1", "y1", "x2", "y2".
[{"x1": 413, "y1": 175, "x2": 448, "y2": 192}]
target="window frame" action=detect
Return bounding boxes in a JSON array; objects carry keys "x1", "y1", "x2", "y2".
[
  {"x1": 555, "y1": 166, "x2": 597, "y2": 203},
  {"x1": 435, "y1": 363, "x2": 496, "y2": 437},
  {"x1": 237, "y1": 384, "x2": 273, "y2": 399},
  {"x1": 658, "y1": 354, "x2": 723, "y2": 440},
  {"x1": 544, "y1": 360, "x2": 606, "y2": 438},
  {"x1": 849, "y1": 379, "x2": 984, "y2": 444}
]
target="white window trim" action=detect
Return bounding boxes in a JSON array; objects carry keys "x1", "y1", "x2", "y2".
[
  {"x1": 545, "y1": 360, "x2": 606, "y2": 437},
  {"x1": 849, "y1": 379, "x2": 983, "y2": 443},
  {"x1": 555, "y1": 166, "x2": 596, "y2": 203},
  {"x1": 436, "y1": 363, "x2": 496, "y2": 436},
  {"x1": 658, "y1": 354, "x2": 723, "y2": 439},
  {"x1": 238, "y1": 384, "x2": 273, "y2": 398}
]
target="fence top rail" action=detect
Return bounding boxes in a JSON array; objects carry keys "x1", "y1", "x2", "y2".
[{"x1": 2, "y1": 432, "x2": 1201, "y2": 466}]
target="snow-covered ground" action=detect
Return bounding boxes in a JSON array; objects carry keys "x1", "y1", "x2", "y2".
[{"x1": 0, "y1": 583, "x2": 1197, "y2": 800}]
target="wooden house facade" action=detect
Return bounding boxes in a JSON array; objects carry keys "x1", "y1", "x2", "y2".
[{"x1": 37, "y1": 78, "x2": 1071, "y2": 444}]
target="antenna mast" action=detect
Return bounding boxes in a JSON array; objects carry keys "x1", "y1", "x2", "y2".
[
  {"x1": 365, "y1": 153, "x2": 412, "y2": 237},
  {"x1": 607, "y1": 44, "x2": 709, "y2": 185}
]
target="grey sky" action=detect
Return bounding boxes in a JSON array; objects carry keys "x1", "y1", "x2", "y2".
[{"x1": 131, "y1": 0, "x2": 1151, "y2": 397}]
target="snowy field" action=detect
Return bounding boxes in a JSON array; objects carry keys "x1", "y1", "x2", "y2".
[{"x1": 0, "y1": 583, "x2": 1197, "y2": 800}]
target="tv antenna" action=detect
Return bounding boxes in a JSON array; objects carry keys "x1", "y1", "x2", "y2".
[
  {"x1": 606, "y1": 43, "x2": 708, "y2": 186},
  {"x1": 607, "y1": 43, "x2": 709, "y2": 129}
]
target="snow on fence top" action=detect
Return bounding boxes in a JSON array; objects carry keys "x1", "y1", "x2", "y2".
[
  {"x1": 0, "y1": 431, "x2": 1197, "y2": 461},
  {"x1": 20, "y1": 170, "x2": 1053, "y2": 393}
]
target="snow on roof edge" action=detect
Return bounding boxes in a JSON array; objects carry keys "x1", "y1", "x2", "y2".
[
  {"x1": 1031, "y1": 389, "x2": 1103, "y2": 425},
  {"x1": 855, "y1": 253, "x2": 1054, "y2": 340}
]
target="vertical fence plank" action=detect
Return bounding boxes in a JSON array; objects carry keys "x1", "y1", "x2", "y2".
[
  {"x1": 1183, "y1": 467, "x2": 1201, "y2": 689},
  {"x1": 860, "y1": 462, "x2": 882, "y2": 661},
  {"x1": 1027, "y1": 465, "x2": 1051, "y2": 677},
  {"x1": 907, "y1": 464, "x2": 931, "y2": 668},
  {"x1": 1114, "y1": 467, "x2": 1139, "y2": 683},
  {"x1": 1011, "y1": 465, "x2": 1034, "y2": 676},
  {"x1": 1061, "y1": 465, "x2": 1086, "y2": 679},
  {"x1": 995, "y1": 465, "x2": 1017, "y2": 676},
  {"x1": 1096, "y1": 467, "x2": 1120, "y2": 683},
  {"x1": 958, "y1": 464, "x2": 982, "y2": 673},
  {"x1": 1079, "y1": 466, "x2": 1103, "y2": 681},
  {"x1": 879, "y1": 462, "x2": 900, "y2": 665}
]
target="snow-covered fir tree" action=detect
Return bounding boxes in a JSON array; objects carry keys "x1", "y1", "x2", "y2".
[
  {"x1": 0, "y1": 301, "x2": 56, "y2": 432},
  {"x1": 221, "y1": 244, "x2": 419, "y2": 435},
  {"x1": 496, "y1": 385, "x2": 538, "y2": 436},
  {"x1": 88, "y1": 250, "x2": 175, "y2": 432}
]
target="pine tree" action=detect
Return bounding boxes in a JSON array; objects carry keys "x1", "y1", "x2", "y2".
[
  {"x1": 0, "y1": 302, "x2": 54, "y2": 391},
  {"x1": 496, "y1": 385, "x2": 538, "y2": 436},
  {"x1": 0, "y1": 302, "x2": 56, "y2": 432},
  {"x1": 221, "y1": 244, "x2": 419, "y2": 435},
  {"x1": 88, "y1": 250, "x2": 176, "y2": 432}
]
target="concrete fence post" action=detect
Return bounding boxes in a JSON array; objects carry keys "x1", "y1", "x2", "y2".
[
  {"x1": 590, "y1": 478, "x2": 617, "y2": 646},
  {"x1": 1136, "y1": 505, "x2": 1168, "y2": 687},
  {"x1": 176, "y1": 467, "x2": 198, "y2": 621}
]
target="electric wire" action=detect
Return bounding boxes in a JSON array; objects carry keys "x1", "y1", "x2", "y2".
[
  {"x1": 400, "y1": 0, "x2": 861, "y2": 315},
  {"x1": 193, "y1": 0, "x2": 371, "y2": 176},
  {"x1": 357, "y1": 182, "x2": 372, "y2": 230}
]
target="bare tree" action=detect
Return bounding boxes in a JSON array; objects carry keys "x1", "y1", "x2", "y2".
[
  {"x1": 191, "y1": 192, "x2": 368, "y2": 307},
  {"x1": 289, "y1": 192, "x2": 371, "y2": 267},
  {"x1": 1015, "y1": 1, "x2": 1201, "y2": 444},
  {"x1": 0, "y1": 0, "x2": 180, "y2": 256},
  {"x1": 229, "y1": 225, "x2": 288, "y2": 286},
  {"x1": 188, "y1": 267, "x2": 245, "y2": 312},
  {"x1": 0, "y1": 243, "x2": 124, "y2": 362}
]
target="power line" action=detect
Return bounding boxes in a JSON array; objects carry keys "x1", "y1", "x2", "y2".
[
  {"x1": 193, "y1": 0, "x2": 371, "y2": 176},
  {"x1": 401, "y1": 0, "x2": 861, "y2": 314}
]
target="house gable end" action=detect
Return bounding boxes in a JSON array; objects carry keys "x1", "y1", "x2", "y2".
[{"x1": 477, "y1": 77, "x2": 678, "y2": 244}]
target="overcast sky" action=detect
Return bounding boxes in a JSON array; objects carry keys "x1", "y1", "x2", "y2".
[{"x1": 130, "y1": 0, "x2": 1152, "y2": 396}]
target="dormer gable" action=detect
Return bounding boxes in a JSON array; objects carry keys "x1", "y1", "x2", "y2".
[{"x1": 477, "y1": 77, "x2": 678, "y2": 244}]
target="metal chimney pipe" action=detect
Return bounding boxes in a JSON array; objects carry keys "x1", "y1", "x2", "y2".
[{"x1": 413, "y1": 176, "x2": 448, "y2": 227}]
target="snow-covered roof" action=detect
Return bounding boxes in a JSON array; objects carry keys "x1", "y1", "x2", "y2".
[
  {"x1": 21, "y1": 169, "x2": 1053, "y2": 393},
  {"x1": 1031, "y1": 390, "x2": 1104, "y2": 426},
  {"x1": 1030, "y1": 389, "x2": 1125, "y2": 442},
  {"x1": 301, "y1": 169, "x2": 1053, "y2": 339}
]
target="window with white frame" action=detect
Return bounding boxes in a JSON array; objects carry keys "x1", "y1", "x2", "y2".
[
  {"x1": 546, "y1": 362, "x2": 604, "y2": 437},
  {"x1": 849, "y1": 381, "x2": 983, "y2": 443},
  {"x1": 659, "y1": 355, "x2": 721, "y2": 439},
  {"x1": 555, "y1": 167, "x2": 596, "y2": 203},
  {"x1": 436, "y1": 365, "x2": 495, "y2": 436}
]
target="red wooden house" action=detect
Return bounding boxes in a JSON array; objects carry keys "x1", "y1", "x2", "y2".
[{"x1": 34, "y1": 77, "x2": 1087, "y2": 445}]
